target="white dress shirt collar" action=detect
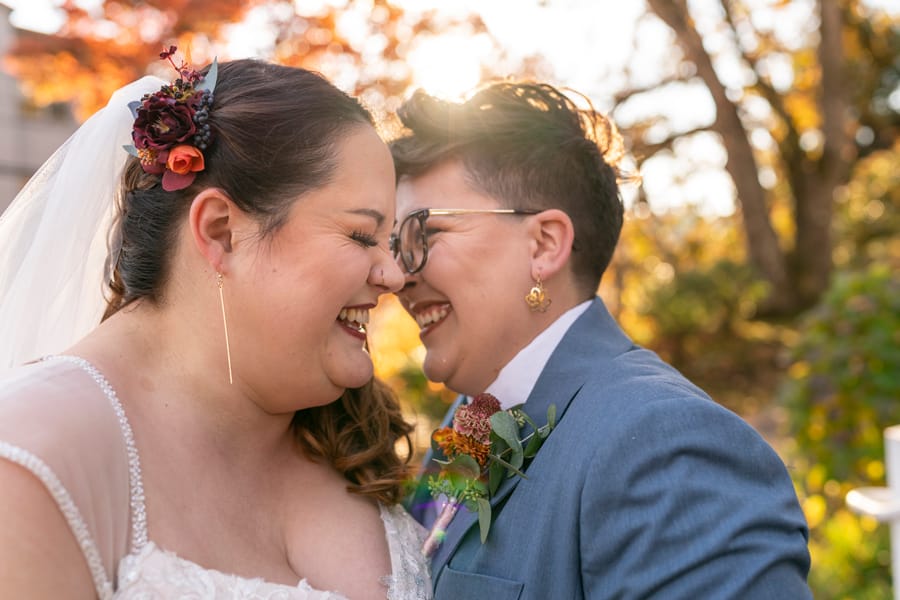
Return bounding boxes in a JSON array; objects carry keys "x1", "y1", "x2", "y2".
[{"x1": 484, "y1": 299, "x2": 592, "y2": 410}]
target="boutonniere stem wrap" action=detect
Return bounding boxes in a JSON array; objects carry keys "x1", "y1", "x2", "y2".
[{"x1": 422, "y1": 393, "x2": 556, "y2": 557}]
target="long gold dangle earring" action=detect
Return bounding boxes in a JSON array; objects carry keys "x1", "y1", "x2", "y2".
[
  {"x1": 216, "y1": 272, "x2": 234, "y2": 384},
  {"x1": 525, "y1": 274, "x2": 552, "y2": 312}
]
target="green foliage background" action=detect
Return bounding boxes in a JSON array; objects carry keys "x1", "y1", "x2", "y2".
[
  {"x1": 779, "y1": 143, "x2": 900, "y2": 599},
  {"x1": 782, "y1": 265, "x2": 897, "y2": 599}
]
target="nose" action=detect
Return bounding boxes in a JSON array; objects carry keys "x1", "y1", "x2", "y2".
[{"x1": 371, "y1": 252, "x2": 405, "y2": 293}]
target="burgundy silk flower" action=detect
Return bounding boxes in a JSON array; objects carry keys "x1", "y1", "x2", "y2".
[
  {"x1": 132, "y1": 93, "x2": 199, "y2": 151},
  {"x1": 140, "y1": 150, "x2": 168, "y2": 175}
]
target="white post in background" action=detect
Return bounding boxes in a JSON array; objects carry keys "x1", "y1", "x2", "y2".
[{"x1": 846, "y1": 425, "x2": 900, "y2": 600}]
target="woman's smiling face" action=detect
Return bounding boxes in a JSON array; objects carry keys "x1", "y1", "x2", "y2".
[
  {"x1": 229, "y1": 125, "x2": 404, "y2": 411},
  {"x1": 394, "y1": 160, "x2": 541, "y2": 396}
]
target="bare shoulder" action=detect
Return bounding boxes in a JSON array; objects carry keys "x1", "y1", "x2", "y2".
[{"x1": 0, "y1": 457, "x2": 96, "y2": 599}]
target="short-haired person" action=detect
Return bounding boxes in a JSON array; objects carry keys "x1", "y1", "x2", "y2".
[{"x1": 390, "y1": 82, "x2": 812, "y2": 599}]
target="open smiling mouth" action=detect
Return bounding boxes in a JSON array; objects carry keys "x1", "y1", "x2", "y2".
[
  {"x1": 414, "y1": 304, "x2": 450, "y2": 330},
  {"x1": 338, "y1": 307, "x2": 369, "y2": 336}
]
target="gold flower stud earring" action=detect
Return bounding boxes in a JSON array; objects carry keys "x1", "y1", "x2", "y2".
[{"x1": 525, "y1": 274, "x2": 551, "y2": 312}]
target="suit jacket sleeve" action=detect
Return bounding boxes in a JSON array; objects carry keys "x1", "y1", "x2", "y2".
[{"x1": 579, "y1": 392, "x2": 812, "y2": 599}]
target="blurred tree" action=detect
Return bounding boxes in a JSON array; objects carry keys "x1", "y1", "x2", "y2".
[
  {"x1": 5, "y1": 0, "x2": 254, "y2": 119},
  {"x1": 833, "y1": 139, "x2": 900, "y2": 271},
  {"x1": 615, "y1": 0, "x2": 899, "y2": 317},
  {"x1": 604, "y1": 207, "x2": 780, "y2": 418},
  {"x1": 3, "y1": 0, "x2": 526, "y2": 121}
]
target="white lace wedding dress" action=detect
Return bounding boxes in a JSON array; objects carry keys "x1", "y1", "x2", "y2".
[{"x1": 0, "y1": 356, "x2": 432, "y2": 599}]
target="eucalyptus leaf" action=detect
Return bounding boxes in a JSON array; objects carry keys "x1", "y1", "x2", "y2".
[
  {"x1": 490, "y1": 454, "x2": 528, "y2": 479},
  {"x1": 547, "y1": 404, "x2": 557, "y2": 428},
  {"x1": 123, "y1": 144, "x2": 139, "y2": 158},
  {"x1": 491, "y1": 411, "x2": 523, "y2": 455},
  {"x1": 489, "y1": 459, "x2": 504, "y2": 495},
  {"x1": 477, "y1": 498, "x2": 492, "y2": 543},
  {"x1": 447, "y1": 453, "x2": 481, "y2": 479},
  {"x1": 490, "y1": 434, "x2": 509, "y2": 457},
  {"x1": 198, "y1": 57, "x2": 218, "y2": 92},
  {"x1": 471, "y1": 479, "x2": 488, "y2": 495},
  {"x1": 509, "y1": 446, "x2": 524, "y2": 472},
  {"x1": 127, "y1": 100, "x2": 141, "y2": 120},
  {"x1": 523, "y1": 431, "x2": 543, "y2": 458}
]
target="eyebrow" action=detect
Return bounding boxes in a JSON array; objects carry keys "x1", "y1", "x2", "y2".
[{"x1": 346, "y1": 208, "x2": 385, "y2": 226}]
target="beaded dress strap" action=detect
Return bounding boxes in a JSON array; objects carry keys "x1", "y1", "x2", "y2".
[
  {"x1": 51, "y1": 355, "x2": 149, "y2": 551},
  {"x1": 0, "y1": 440, "x2": 114, "y2": 599}
]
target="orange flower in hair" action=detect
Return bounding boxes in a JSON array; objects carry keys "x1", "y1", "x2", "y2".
[{"x1": 164, "y1": 145, "x2": 205, "y2": 190}]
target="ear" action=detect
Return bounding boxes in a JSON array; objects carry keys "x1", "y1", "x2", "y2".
[
  {"x1": 527, "y1": 209, "x2": 575, "y2": 279},
  {"x1": 188, "y1": 188, "x2": 242, "y2": 274}
]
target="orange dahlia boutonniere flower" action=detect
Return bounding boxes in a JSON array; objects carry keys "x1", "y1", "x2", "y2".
[
  {"x1": 422, "y1": 393, "x2": 556, "y2": 557},
  {"x1": 432, "y1": 426, "x2": 491, "y2": 469}
]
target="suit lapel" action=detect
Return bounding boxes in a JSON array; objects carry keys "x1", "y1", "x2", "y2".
[{"x1": 431, "y1": 298, "x2": 634, "y2": 576}]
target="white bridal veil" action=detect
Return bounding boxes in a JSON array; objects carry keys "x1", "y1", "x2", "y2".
[{"x1": 0, "y1": 76, "x2": 165, "y2": 371}]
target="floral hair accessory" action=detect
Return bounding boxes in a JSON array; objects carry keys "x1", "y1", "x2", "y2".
[
  {"x1": 124, "y1": 46, "x2": 218, "y2": 192},
  {"x1": 422, "y1": 393, "x2": 556, "y2": 557}
]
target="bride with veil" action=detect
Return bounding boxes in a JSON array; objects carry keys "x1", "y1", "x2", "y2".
[{"x1": 0, "y1": 53, "x2": 431, "y2": 599}]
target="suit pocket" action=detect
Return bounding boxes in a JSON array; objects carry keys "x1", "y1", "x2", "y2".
[{"x1": 434, "y1": 565, "x2": 524, "y2": 600}]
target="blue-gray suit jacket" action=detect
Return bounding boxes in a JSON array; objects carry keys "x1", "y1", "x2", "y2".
[{"x1": 412, "y1": 298, "x2": 811, "y2": 599}]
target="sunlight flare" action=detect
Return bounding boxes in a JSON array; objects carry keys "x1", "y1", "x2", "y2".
[{"x1": 406, "y1": 33, "x2": 488, "y2": 100}]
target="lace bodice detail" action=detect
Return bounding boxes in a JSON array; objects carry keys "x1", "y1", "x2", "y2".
[
  {"x1": 115, "y1": 504, "x2": 430, "y2": 599},
  {"x1": 0, "y1": 356, "x2": 431, "y2": 599}
]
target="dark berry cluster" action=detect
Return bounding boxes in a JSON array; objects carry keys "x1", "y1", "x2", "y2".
[{"x1": 192, "y1": 90, "x2": 215, "y2": 151}]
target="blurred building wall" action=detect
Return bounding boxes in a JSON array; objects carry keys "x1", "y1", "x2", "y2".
[{"x1": 0, "y1": 4, "x2": 77, "y2": 213}]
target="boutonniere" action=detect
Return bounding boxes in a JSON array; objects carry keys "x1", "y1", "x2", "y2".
[{"x1": 422, "y1": 393, "x2": 556, "y2": 557}]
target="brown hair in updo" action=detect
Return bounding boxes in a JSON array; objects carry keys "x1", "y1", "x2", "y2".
[
  {"x1": 104, "y1": 59, "x2": 413, "y2": 504},
  {"x1": 105, "y1": 59, "x2": 374, "y2": 318}
]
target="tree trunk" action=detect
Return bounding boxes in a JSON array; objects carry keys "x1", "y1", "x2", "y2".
[
  {"x1": 644, "y1": 0, "x2": 855, "y2": 316},
  {"x1": 789, "y1": 0, "x2": 851, "y2": 307},
  {"x1": 645, "y1": 0, "x2": 796, "y2": 314}
]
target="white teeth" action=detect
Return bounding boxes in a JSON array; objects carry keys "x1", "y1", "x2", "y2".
[
  {"x1": 414, "y1": 305, "x2": 449, "y2": 329},
  {"x1": 338, "y1": 308, "x2": 370, "y2": 333}
]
